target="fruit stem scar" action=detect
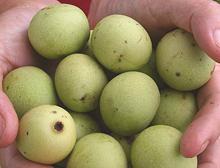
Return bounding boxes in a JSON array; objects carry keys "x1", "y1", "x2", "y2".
[{"x1": 54, "y1": 121, "x2": 64, "y2": 132}]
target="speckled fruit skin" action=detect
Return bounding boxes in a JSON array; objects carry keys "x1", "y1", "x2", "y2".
[
  {"x1": 156, "y1": 29, "x2": 215, "y2": 91},
  {"x1": 28, "y1": 4, "x2": 90, "y2": 59},
  {"x1": 16, "y1": 105, "x2": 77, "y2": 164},
  {"x1": 67, "y1": 133, "x2": 127, "y2": 168},
  {"x1": 70, "y1": 112, "x2": 100, "y2": 140},
  {"x1": 138, "y1": 51, "x2": 166, "y2": 89},
  {"x1": 100, "y1": 72, "x2": 160, "y2": 136},
  {"x1": 131, "y1": 125, "x2": 197, "y2": 168},
  {"x1": 3, "y1": 66, "x2": 57, "y2": 118},
  {"x1": 55, "y1": 54, "x2": 108, "y2": 112},
  {"x1": 91, "y1": 14, "x2": 152, "y2": 73},
  {"x1": 152, "y1": 89, "x2": 197, "y2": 131}
]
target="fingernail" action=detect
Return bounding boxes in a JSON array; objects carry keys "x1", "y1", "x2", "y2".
[
  {"x1": 198, "y1": 140, "x2": 209, "y2": 155},
  {"x1": 0, "y1": 114, "x2": 5, "y2": 138},
  {"x1": 214, "y1": 29, "x2": 220, "y2": 47}
]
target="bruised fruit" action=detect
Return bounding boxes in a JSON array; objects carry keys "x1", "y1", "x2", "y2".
[
  {"x1": 28, "y1": 4, "x2": 89, "y2": 59},
  {"x1": 100, "y1": 72, "x2": 160, "y2": 136},
  {"x1": 91, "y1": 15, "x2": 152, "y2": 73},
  {"x1": 131, "y1": 125, "x2": 197, "y2": 168},
  {"x1": 16, "y1": 105, "x2": 77, "y2": 164},
  {"x1": 156, "y1": 29, "x2": 215, "y2": 91},
  {"x1": 152, "y1": 89, "x2": 197, "y2": 131},
  {"x1": 55, "y1": 54, "x2": 108, "y2": 112},
  {"x1": 3, "y1": 66, "x2": 57, "y2": 118},
  {"x1": 67, "y1": 133, "x2": 127, "y2": 168}
]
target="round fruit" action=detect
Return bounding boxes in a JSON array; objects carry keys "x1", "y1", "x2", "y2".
[
  {"x1": 28, "y1": 4, "x2": 90, "y2": 59},
  {"x1": 131, "y1": 125, "x2": 197, "y2": 168},
  {"x1": 100, "y1": 72, "x2": 160, "y2": 136},
  {"x1": 156, "y1": 29, "x2": 215, "y2": 91},
  {"x1": 70, "y1": 112, "x2": 100, "y2": 140},
  {"x1": 16, "y1": 105, "x2": 77, "y2": 164},
  {"x1": 67, "y1": 133, "x2": 127, "y2": 168},
  {"x1": 91, "y1": 14, "x2": 152, "y2": 73},
  {"x1": 55, "y1": 54, "x2": 108, "y2": 112},
  {"x1": 152, "y1": 89, "x2": 197, "y2": 131},
  {"x1": 3, "y1": 66, "x2": 57, "y2": 118}
]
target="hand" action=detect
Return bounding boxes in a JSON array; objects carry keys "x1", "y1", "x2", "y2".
[
  {"x1": 88, "y1": 0, "x2": 220, "y2": 168},
  {"x1": 0, "y1": 0, "x2": 58, "y2": 167}
]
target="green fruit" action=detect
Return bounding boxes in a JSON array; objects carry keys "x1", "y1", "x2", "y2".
[
  {"x1": 131, "y1": 125, "x2": 197, "y2": 168},
  {"x1": 67, "y1": 133, "x2": 127, "y2": 168},
  {"x1": 156, "y1": 29, "x2": 215, "y2": 91},
  {"x1": 81, "y1": 30, "x2": 94, "y2": 57},
  {"x1": 28, "y1": 4, "x2": 89, "y2": 59},
  {"x1": 16, "y1": 105, "x2": 77, "y2": 164},
  {"x1": 70, "y1": 112, "x2": 100, "y2": 140},
  {"x1": 3, "y1": 66, "x2": 57, "y2": 118},
  {"x1": 91, "y1": 15, "x2": 152, "y2": 73},
  {"x1": 152, "y1": 89, "x2": 197, "y2": 131},
  {"x1": 100, "y1": 72, "x2": 160, "y2": 136},
  {"x1": 55, "y1": 54, "x2": 108, "y2": 112},
  {"x1": 138, "y1": 51, "x2": 166, "y2": 89}
]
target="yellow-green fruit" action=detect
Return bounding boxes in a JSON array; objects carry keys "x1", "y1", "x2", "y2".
[
  {"x1": 152, "y1": 89, "x2": 197, "y2": 131},
  {"x1": 156, "y1": 29, "x2": 215, "y2": 91},
  {"x1": 55, "y1": 54, "x2": 108, "y2": 112},
  {"x1": 131, "y1": 125, "x2": 197, "y2": 168},
  {"x1": 28, "y1": 4, "x2": 90, "y2": 59},
  {"x1": 91, "y1": 15, "x2": 152, "y2": 73},
  {"x1": 16, "y1": 105, "x2": 77, "y2": 164},
  {"x1": 70, "y1": 112, "x2": 100, "y2": 140},
  {"x1": 100, "y1": 72, "x2": 160, "y2": 136},
  {"x1": 67, "y1": 133, "x2": 127, "y2": 168},
  {"x1": 3, "y1": 66, "x2": 57, "y2": 118},
  {"x1": 138, "y1": 51, "x2": 166, "y2": 89}
]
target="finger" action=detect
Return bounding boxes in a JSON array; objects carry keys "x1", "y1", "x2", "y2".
[
  {"x1": 180, "y1": 93, "x2": 220, "y2": 157},
  {"x1": 0, "y1": 143, "x2": 54, "y2": 168},
  {"x1": 198, "y1": 137, "x2": 220, "y2": 168}
]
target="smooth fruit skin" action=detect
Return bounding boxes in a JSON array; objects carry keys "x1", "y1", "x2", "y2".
[
  {"x1": 156, "y1": 29, "x2": 215, "y2": 91},
  {"x1": 28, "y1": 4, "x2": 90, "y2": 59},
  {"x1": 67, "y1": 133, "x2": 127, "y2": 168},
  {"x1": 70, "y1": 112, "x2": 100, "y2": 140},
  {"x1": 91, "y1": 14, "x2": 152, "y2": 73},
  {"x1": 131, "y1": 125, "x2": 197, "y2": 168},
  {"x1": 16, "y1": 105, "x2": 77, "y2": 164},
  {"x1": 3, "y1": 66, "x2": 57, "y2": 118},
  {"x1": 100, "y1": 71, "x2": 160, "y2": 136},
  {"x1": 55, "y1": 54, "x2": 108, "y2": 112},
  {"x1": 152, "y1": 89, "x2": 197, "y2": 131}
]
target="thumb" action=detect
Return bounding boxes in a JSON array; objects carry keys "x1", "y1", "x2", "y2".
[
  {"x1": 0, "y1": 72, "x2": 18, "y2": 147},
  {"x1": 88, "y1": 0, "x2": 220, "y2": 62}
]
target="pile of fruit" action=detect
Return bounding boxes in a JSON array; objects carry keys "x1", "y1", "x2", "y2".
[{"x1": 3, "y1": 3, "x2": 215, "y2": 168}]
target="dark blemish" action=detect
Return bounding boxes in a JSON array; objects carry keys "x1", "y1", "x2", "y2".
[
  {"x1": 54, "y1": 121, "x2": 64, "y2": 132},
  {"x1": 80, "y1": 95, "x2": 87, "y2": 101},
  {"x1": 166, "y1": 69, "x2": 169, "y2": 72},
  {"x1": 23, "y1": 151, "x2": 26, "y2": 154},
  {"x1": 164, "y1": 94, "x2": 168, "y2": 97},
  {"x1": 200, "y1": 58, "x2": 202, "y2": 61},
  {"x1": 113, "y1": 50, "x2": 116, "y2": 54},
  {"x1": 114, "y1": 107, "x2": 119, "y2": 112},
  {"x1": 6, "y1": 86, "x2": 9, "y2": 90},
  {"x1": 118, "y1": 58, "x2": 122, "y2": 62},
  {"x1": 51, "y1": 111, "x2": 57, "y2": 114},
  {"x1": 124, "y1": 40, "x2": 128, "y2": 44},
  {"x1": 180, "y1": 51, "x2": 183, "y2": 55},
  {"x1": 191, "y1": 43, "x2": 196, "y2": 47},
  {"x1": 119, "y1": 54, "x2": 123, "y2": 58},
  {"x1": 136, "y1": 23, "x2": 139, "y2": 25},
  {"x1": 94, "y1": 36, "x2": 96, "y2": 40},
  {"x1": 26, "y1": 131, "x2": 29, "y2": 136},
  {"x1": 175, "y1": 72, "x2": 181, "y2": 77},
  {"x1": 210, "y1": 101, "x2": 214, "y2": 104}
]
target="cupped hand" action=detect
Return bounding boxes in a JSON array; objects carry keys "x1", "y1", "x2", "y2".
[
  {"x1": 88, "y1": 0, "x2": 220, "y2": 168},
  {"x1": 0, "y1": 0, "x2": 58, "y2": 167}
]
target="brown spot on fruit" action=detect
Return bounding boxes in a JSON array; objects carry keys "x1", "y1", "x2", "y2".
[
  {"x1": 51, "y1": 111, "x2": 57, "y2": 114},
  {"x1": 54, "y1": 121, "x2": 64, "y2": 132},
  {"x1": 124, "y1": 40, "x2": 128, "y2": 44},
  {"x1": 26, "y1": 131, "x2": 29, "y2": 136},
  {"x1": 175, "y1": 72, "x2": 181, "y2": 77}
]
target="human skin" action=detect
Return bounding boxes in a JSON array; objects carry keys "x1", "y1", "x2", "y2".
[{"x1": 0, "y1": 0, "x2": 220, "y2": 168}]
